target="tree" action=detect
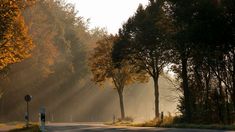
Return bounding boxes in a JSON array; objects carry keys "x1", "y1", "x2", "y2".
[
  {"x1": 0, "y1": 0, "x2": 34, "y2": 70},
  {"x1": 0, "y1": 0, "x2": 34, "y2": 98},
  {"x1": 89, "y1": 35, "x2": 147, "y2": 119},
  {"x1": 113, "y1": 0, "x2": 172, "y2": 119},
  {"x1": 0, "y1": 0, "x2": 108, "y2": 121},
  {"x1": 168, "y1": 0, "x2": 235, "y2": 123}
]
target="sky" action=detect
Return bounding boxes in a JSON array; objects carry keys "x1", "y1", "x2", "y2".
[{"x1": 66, "y1": 0, "x2": 149, "y2": 34}]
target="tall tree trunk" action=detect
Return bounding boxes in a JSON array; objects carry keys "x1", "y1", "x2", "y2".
[
  {"x1": 181, "y1": 55, "x2": 192, "y2": 122},
  {"x1": 153, "y1": 74, "x2": 160, "y2": 118},
  {"x1": 231, "y1": 22, "x2": 235, "y2": 111},
  {"x1": 225, "y1": 88, "x2": 231, "y2": 124},
  {"x1": 218, "y1": 79, "x2": 225, "y2": 123},
  {"x1": 215, "y1": 88, "x2": 223, "y2": 123},
  {"x1": 118, "y1": 90, "x2": 125, "y2": 119},
  {"x1": 232, "y1": 53, "x2": 235, "y2": 111},
  {"x1": 205, "y1": 67, "x2": 211, "y2": 113}
]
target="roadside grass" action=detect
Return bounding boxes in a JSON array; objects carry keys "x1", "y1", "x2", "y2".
[
  {"x1": 105, "y1": 121, "x2": 133, "y2": 126},
  {"x1": 133, "y1": 121, "x2": 235, "y2": 130},
  {"x1": 132, "y1": 113, "x2": 175, "y2": 127},
  {"x1": 106, "y1": 114, "x2": 235, "y2": 130},
  {"x1": 0, "y1": 122, "x2": 41, "y2": 132},
  {"x1": 9, "y1": 124, "x2": 40, "y2": 132},
  {"x1": 0, "y1": 123, "x2": 7, "y2": 127},
  {"x1": 0, "y1": 122, "x2": 21, "y2": 127},
  {"x1": 161, "y1": 124, "x2": 235, "y2": 130},
  {"x1": 0, "y1": 122, "x2": 24, "y2": 130},
  {"x1": 105, "y1": 116, "x2": 134, "y2": 126}
]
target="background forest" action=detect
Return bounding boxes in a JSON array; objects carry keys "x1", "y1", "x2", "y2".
[
  {"x1": 111, "y1": 0, "x2": 235, "y2": 124},
  {"x1": 1, "y1": 0, "x2": 234, "y2": 125},
  {"x1": 0, "y1": 0, "x2": 176, "y2": 122}
]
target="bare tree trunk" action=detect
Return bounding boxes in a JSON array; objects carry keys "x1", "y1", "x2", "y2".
[
  {"x1": 118, "y1": 90, "x2": 125, "y2": 119},
  {"x1": 153, "y1": 74, "x2": 160, "y2": 118},
  {"x1": 232, "y1": 53, "x2": 235, "y2": 111},
  {"x1": 231, "y1": 25, "x2": 235, "y2": 112},
  {"x1": 181, "y1": 55, "x2": 192, "y2": 122},
  {"x1": 218, "y1": 79, "x2": 225, "y2": 124},
  {"x1": 205, "y1": 67, "x2": 211, "y2": 113},
  {"x1": 215, "y1": 88, "x2": 223, "y2": 123},
  {"x1": 225, "y1": 88, "x2": 231, "y2": 124}
]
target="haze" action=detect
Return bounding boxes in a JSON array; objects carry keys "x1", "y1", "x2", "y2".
[
  {"x1": 1, "y1": 0, "x2": 233, "y2": 131},
  {"x1": 0, "y1": 0, "x2": 177, "y2": 123}
]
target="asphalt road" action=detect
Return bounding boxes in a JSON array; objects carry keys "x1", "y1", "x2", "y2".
[{"x1": 45, "y1": 123, "x2": 235, "y2": 132}]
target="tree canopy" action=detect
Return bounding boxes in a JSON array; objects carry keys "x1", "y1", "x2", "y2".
[
  {"x1": 112, "y1": 0, "x2": 172, "y2": 118},
  {"x1": 0, "y1": 0, "x2": 34, "y2": 70},
  {"x1": 90, "y1": 35, "x2": 147, "y2": 119}
]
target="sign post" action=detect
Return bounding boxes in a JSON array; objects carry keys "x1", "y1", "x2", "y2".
[{"x1": 24, "y1": 95, "x2": 32, "y2": 128}]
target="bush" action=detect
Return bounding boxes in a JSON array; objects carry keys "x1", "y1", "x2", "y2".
[
  {"x1": 133, "y1": 112, "x2": 177, "y2": 127},
  {"x1": 117, "y1": 116, "x2": 134, "y2": 122},
  {"x1": 161, "y1": 113, "x2": 174, "y2": 125}
]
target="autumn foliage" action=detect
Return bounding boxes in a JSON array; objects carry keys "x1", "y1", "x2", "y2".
[{"x1": 0, "y1": 0, "x2": 34, "y2": 70}]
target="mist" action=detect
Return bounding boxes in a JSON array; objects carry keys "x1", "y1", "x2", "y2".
[
  {"x1": 0, "y1": 74, "x2": 177, "y2": 122},
  {"x1": 0, "y1": 0, "x2": 178, "y2": 123}
]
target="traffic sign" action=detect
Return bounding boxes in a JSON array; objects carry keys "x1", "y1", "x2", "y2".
[{"x1": 24, "y1": 95, "x2": 32, "y2": 102}]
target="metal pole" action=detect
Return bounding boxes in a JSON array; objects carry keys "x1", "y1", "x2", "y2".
[{"x1": 27, "y1": 101, "x2": 29, "y2": 128}]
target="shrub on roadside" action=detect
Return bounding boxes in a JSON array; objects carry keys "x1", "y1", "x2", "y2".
[{"x1": 117, "y1": 116, "x2": 134, "y2": 122}]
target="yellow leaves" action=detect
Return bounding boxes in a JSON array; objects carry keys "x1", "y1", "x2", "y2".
[
  {"x1": 38, "y1": 31, "x2": 59, "y2": 77},
  {"x1": 9, "y1": 1, "x2": 13, "y2": 5},
  {"x1": 0, "y1": 0, "x2": 34, "y2": 70}
]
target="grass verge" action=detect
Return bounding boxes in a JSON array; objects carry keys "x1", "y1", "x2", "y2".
[
  {"x1": 132, "y1": 122, "x2": 235, "y2": 130},
  {"x1": 106, "y1": 114, "x2": 235, "y2": 130},
  {"x1": 162, "y1": 124, "x2": 235, "y2": 130},
  {"x1": 9, "y1": 125, "x2": 40, "y2": 132}
]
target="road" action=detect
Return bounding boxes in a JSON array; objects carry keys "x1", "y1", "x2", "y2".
[{"x1": 46, "y1": 123, "x2": 235, "y2": 132}]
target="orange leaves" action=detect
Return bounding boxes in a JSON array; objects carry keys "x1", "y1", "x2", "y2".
[
  {"x1": 0, "y1": 0, "x2": 34, "y2": 70},
  {"x1": 40, "y1": 37, "x2": 59, "y2": 77},
  {"x1": 89, "y1": 35, "x2": 143, "y2": 89},
  {"x1": 89, "y1": 35, "x2": 115, "y2": 83}
]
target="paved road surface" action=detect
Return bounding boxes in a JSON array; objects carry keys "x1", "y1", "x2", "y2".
[{"x1": 46, "y1": 123, "x2": 235, "y2": 132}]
